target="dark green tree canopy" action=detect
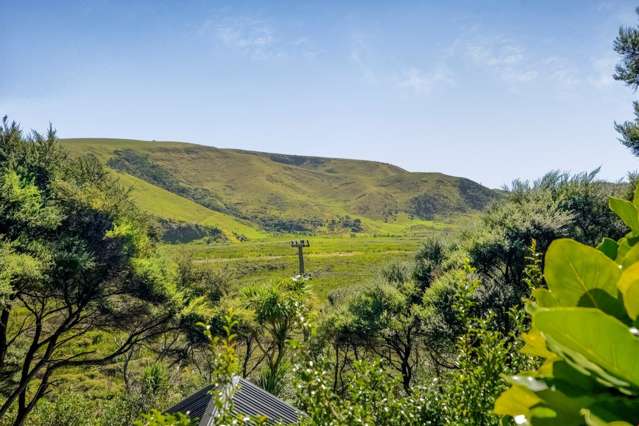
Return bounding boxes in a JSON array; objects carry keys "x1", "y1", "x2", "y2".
[{"x1": 0, "y1": 117, "x2": 193, "y2": 425}]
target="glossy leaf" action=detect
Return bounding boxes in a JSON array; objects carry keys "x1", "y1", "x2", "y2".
[
  {"x1": 609, "y1": 198, "x2": 639, "y2": 232},
  {"x1": 532, "y1": 289, "x2": 558, "y2": 308},
  {"x1": 493, "y1": 384, "x2": 540, "y2": 416},
  {"x1": 533, "y1": 308, "x2": 639, "y2": 389},
  {"x1": 617, "y1": 262, "x2": 639, "y2": 320},
  {"x1": 619, "y1": 242, "x2": 639, "y2": 269},
  {"x1": 597, "y1": 238, "x2": 618, "y2": 261},
  {"x1": 521, "y1": 330, "x2": 555, "y2": 359},
  {"x1": 544, "y1": 239, "x2": 621, "y2": 308}
]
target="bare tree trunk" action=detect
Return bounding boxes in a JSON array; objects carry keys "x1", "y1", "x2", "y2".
[
  {"x1": 332, "y1": 344, "x2": 340, "y2": 391},
  {"x1": 13, "y1": 367, "x2": 52, "y2": 426},
  {"x1": 0, "y1": 307, "x2": 10, "y2": 369},
  {"x1": 241, "y1": 336, "x2": 254, "y2": 377},
  {"x1": 400, "y1": 352, "x2": 412, "y2": 394}
]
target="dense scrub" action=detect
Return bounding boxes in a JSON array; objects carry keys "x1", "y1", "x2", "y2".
[
  {"x1": 155, "y1": 219, "x2": 225, "y2": 244},
  {"x1": 1, "y1": 114, "x2": 633, "y2": 425},
  {"x1": 496, "y1": 202, "x2": 639, "y2": 423},
  {"x1": 0, "y1": 119, "x2": 204, "y2": 425},
  {"x1": 5, "y1": 8, "x2": 639, "y2": 425},
  {"x1": 408, "y1": 178, "x2": 496, "y2": 219}
]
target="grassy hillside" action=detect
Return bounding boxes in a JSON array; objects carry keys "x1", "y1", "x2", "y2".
[
  {"x1": 62, "y1": 138, "x2": 497, "y2": 238},
  {"x1": 114, "y1": 172, "x2": 267, "y2": 240}
]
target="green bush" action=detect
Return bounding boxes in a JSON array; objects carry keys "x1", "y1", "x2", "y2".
[
  {"x1": 27, "y1": 392, "x2": 94, "y2": 426},
  {"x1": 495, "y1": 187, "x2": 639, "y2": 424},
  {"x1": 294, "y1": 358, "x2": 441, "y2": 425}
]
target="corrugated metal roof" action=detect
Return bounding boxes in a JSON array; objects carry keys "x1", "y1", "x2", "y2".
[
  {"x1": 167, "y1": 376, "x2": 304, "y2": 425},
  {"x1": 167, "y1": 385, "x2": 215, "y2": 420}
]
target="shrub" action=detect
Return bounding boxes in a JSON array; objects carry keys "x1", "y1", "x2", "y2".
[{"x1": 495, "y1": 187, "x2": 639, "y2": 424}]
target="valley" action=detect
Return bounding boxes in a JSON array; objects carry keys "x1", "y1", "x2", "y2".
[{"x1": 62, "y1": 138, "x2": 481, "y2": 303}]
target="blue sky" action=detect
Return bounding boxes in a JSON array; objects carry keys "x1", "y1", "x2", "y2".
[{"x1": 3, "y1": 0, "x2": 639, "y2": 187}]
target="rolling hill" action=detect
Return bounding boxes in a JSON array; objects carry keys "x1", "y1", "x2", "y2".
[{"x1": 61, "y1": 138, "x2": 498, "y2": 240}]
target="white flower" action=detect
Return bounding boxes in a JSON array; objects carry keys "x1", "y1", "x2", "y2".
[{"x1": 514, "y1": 414, "x2": 527, "y2": 425}]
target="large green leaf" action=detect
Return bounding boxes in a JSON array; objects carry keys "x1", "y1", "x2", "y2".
[
  {"x1": 533, "y1": 288, "x2": 558, "y2": 308},
  {"x1": 609, "y1": 198, "x2": 639, "y2": 233},
  {"x1": 620, "y1": 244, "x2": 639, "y2": 269},
  {"x1": 597, "y1": 238, "x2": 618, "y2": 261},
  {"x1": 533, "y1": 308, "x2": 639, "y2": 389},
  {"x1": 521, "y1": 330, "x2": 556, "y2": 359},
  {"x1": 582, "y1": 400, "x2": 639, "y2": 426},
  {"x1": 617, "y1": 262, "x2": 639, "y2": 320},
  {"x1": 502, "y1": 375, "x2": 595, "y2": 426},
  {"x1": 544, "y1": 239, "x2": 621, "y2": 308},
  {"x1": 616, "y1": 237, "x2": 632, "y2": 263},
  {"x1": 494, "y1": 384, "x2": 540, "y2": 416},
  {"x1": 633, "y1": 185, "x2": 639, "y2": 208}
]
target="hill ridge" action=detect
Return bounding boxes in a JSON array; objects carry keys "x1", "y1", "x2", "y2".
[{"x1": 61, "y1": 138, "x2": 499, "y2": 238}]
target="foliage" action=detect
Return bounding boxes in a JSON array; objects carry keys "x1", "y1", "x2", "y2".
[
  {"x1": 135, "y1": 410, "x2": 195, "y2": 426},
  {"x1": 413, "y1": 237, "x2": 447, "y2": 290},
  {"x1": 439, "y1": 311, "x2": 535, "y2": 425},
  {"x1": 157, "y1": 218, "x2": 225, "y2": 244},
  {"x1": 294, "y1": 358, "x2": 441, "y2": 425},
  {"x1": 495, "y1": 187, "x2": 639, "y2": 424},
  {"x1": 26, "y1": 391, "x2": 95, "y2": 426},
  {"x1": 341, "y1": 278, "x2": 423, "y2": 392},
  {"x1": 614, "y1": 7, "x2": 639, "y2": 155},
  {"x1": 421, "y1": 264, "x2": 480, "y2": 356},
  {"x1": 463, "y1": 171, "x2": 624, "y2": 334},
  {"x1": 0, "y1": 118, "x2": 196, "y2": 425},
  {"x1": 241, "y1": 278, "x2": 310, "y2": 395},
  {"x1": 327, "y1": 215, "x2": 363, "y2": 233},
  {"x1": 136, "y1": 311, "x2": 269, "y2": 425}
]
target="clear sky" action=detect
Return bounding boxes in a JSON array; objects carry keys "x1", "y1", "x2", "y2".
[{"x1": 3, "y1": 0, "x2": 639, "y2": 187}]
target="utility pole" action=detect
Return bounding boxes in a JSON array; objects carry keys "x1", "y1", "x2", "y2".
[{"x1": 290, "y1": 240, "x2": 310, "y2": 275}]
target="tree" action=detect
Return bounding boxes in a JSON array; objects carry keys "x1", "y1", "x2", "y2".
[
  {"x1": 614, "y1": 7, "x2": 639, "y2": 155},
  {"x1": 463, "y1": 171, "x2": 624, "y2": 334},
  {"x1": 336, "y1": 266, "x2": 426, "y2": 393},
  {"x1": 240, "y1": 278, "x2": 309, "y2": 395},
  {"x1": 0, "y1": 118, "x2": 192, "y2": 425},
  {"x1": 413, "y1": 237, "x2": 447, "y2": 291}
]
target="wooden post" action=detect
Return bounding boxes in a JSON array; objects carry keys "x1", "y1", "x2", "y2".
[{"x1": 290, "y1": 240, "x2": 310, "y2": 275}]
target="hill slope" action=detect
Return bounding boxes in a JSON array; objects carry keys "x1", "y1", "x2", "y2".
[{"x1": 62, "y1": 138, "x2": 498, "y2": 237}]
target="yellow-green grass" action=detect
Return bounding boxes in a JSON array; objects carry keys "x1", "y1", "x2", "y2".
[
  {"x1": 115, "y1": 172, "x2": 266, "y2": 240},
  {"x1": 358, "y1": 212, "x2": 456, "y2": 236},
  {"x1": 162, "y1": 232, "x2": 455, "y2": 304},
  {"x1": 61, "y1": 138, "x2": 497, "y2": 229}
]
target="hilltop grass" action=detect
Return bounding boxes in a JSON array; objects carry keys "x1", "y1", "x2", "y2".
[
  {"x1": 117, "y1": 167, "x2": 448, "y2": 241},
  {"x1": 61, "y1": 138, "x2": 498, "y2": 234}
]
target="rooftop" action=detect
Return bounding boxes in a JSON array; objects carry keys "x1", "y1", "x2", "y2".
[{"x1": 167, "y1": 376, "x2": 304, "y2": 425}]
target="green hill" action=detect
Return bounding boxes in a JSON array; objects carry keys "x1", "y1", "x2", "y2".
[{"x1": 61, "y1": 138, "x2": 498, "y2": 239}]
